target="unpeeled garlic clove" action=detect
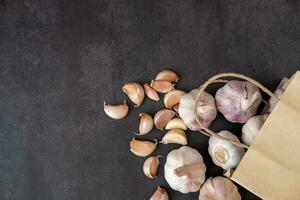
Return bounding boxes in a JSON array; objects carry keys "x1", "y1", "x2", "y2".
[
  {"x1": 103, "y1": 101, "x2": 129, "y2": 119},
  {"x1": 215, "y1": 80, "x2": 262, "y2": 123},
  {"x1": 199, "y1": 176, "x2": 241, "y2": 200},
  {"x1": 173, "y1": 103, "x2": 179, "y2": 113},
  {"x1": 130, "y1": 137, "x2": 157, "y2": 157},
  {"x1": 164, "y1": 90, "x2": 186, "y2": 109},
  {"x1": 150, "y1": 80, "x2": 175, "y2": 93},
  {"x1": 208, "y1": 131, "x2": 245, "y2": 170},
  {"x1": 122, "y1": 82, "x2": 144, "y2": 107},
  {"x1": 161, "y1": 129, "x2": 187, "y2": 145},
  {"x1": 138, "y1": 112, "x2": 154, "y2": 135},
  {"x1": 155, "y1": 70, "x2": 179, "y2": 83},
  {"x1": 143, "y1": 155, "x2": 161, "y2": 179},
  {"x1": 242, "y1": 114, "x2": 269, "y2": 145},
  {"x1": 143, "y1": 83, "x2": 160, "y2": 101},
  {"x1": 154, "y1": 109, "x2": 176, "y2": 130},
  {"x1": 165, "y1": 118, "x2": 187, "y2": 130},
  {"x1": 150, "y1": 186, "x2": 169, "y2": 200}
]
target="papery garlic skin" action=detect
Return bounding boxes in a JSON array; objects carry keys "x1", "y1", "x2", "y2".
[
  {"x1": 208, "y1": 131, "x2": 245, "y2": 170},
  {"x1": 164, "y1": 146, "x2": 206, "y2": 193},
  {"x1": 143, "y1": 156, "x2": 160, "y2": 179},
  {"x1": 179, "y1": 89, "x2": 217, "y2": 131},
  {"x1": 150, "y1": 186, "x2": 169, "y2": 200},
  {"x1": 199, "y1": 176, "x2": 241, "y2": 200},
  {"x1": 103, "y1": 101, "x2": 129, "y2": 119},
  {"x1": 242, "y1": 114, "x2": 269, "y2": 146},
  {"x1": 215, "y1": 81, "x2": 262, "y2": 123}
]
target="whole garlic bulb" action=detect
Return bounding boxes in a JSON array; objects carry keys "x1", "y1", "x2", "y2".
[
  {"x1": 208, "y1": 131, "x2": 245, "y2": 170},
  {"x1": 179, "y1": 89, "x2": 217, "y2": 131},
  {"x1": 199, "y1": 176, "x2": 241, "y2": 200},
  {"x1": 242, "y1": 114, "x2": 269, "y2": 146},
  {"x1": 215, "y1": 80, "x2": 262, "y2": 123},
  {"x1": 164, "y1": 146, "x2": 206, "y2": 193}
]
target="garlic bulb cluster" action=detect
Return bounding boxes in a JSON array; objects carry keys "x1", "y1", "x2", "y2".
[
  {"x1": 242, "y1": 114, "x2": 269, "y2": 145},
  {"x1": 208, "y1": 131, "x2": 245, "y2": 170},
  {"x1": 199, "y1": 176, "x2": 241, "y2": 200},
  {"x1": 179, "y1": 89, "x2": 217, "y2": 131},
  {"x1": 164, "y1": 146, "x2": 206, "y2": 193},
  {"x1": 150, "y1": 186, "x2": 169, "y2": 200},
  {"x1": 215, "y1": 80, "x2": 262, "y2": 123}
]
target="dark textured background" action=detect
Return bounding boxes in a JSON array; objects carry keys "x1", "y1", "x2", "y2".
[{"x1": 0, "y1": 0, "x2": 300, "y2": 199}]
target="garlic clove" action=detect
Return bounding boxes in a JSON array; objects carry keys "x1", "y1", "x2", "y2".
[
  {"x1": 143, "y1": 83, "x2": 160, "y2": 101},
  {"x1": 138, "y1": 113, "x2": 154, "y2": 135},
  {"x1": 155, "y1": 70, "x2": 179, "y2": 83},
  {"x1": 164, "y1": 90, "x2": 186, "y2": 109},
  {"x1": 122, "y1": 82, "x2": 145, "y2": 107},
  {"x1": 173, "y1": 103, "x2": 179, "y2": 113},
  {"x1": 208, "y1": 131, "x2": 245, "y2": 170},
  {"x1": 103, "y1": 101, "x2": 129, "y2": 119},
  {"x1": 165, "y1": 118, "x2": 187, "y2": 130},
  {"x1": 215, "y1": 80, "x2": 262, "y2": 123},
  {"x1": 149, "y1": 186, "x2": 169, "y2": 200},
  {"x1": 199, "y1": 176, "x2": 241, "y2": 200},
  {"x1": 154, "y1": 109, "x2": 176, "y2": 130},
  {"x1": 130, "y1": 138, "x2": 157, "y2": 157},
  {"x1": 242, "y1": 114, "x2": 269, "y2": 145},
  {"x1": 150, "y1": 80, "x2": 175, "y2": 93},
  {"x1": 143, "y1": 155, "x2": 161, "y2": 179},
  {"x1": 161, "y1": 129, "x2": 187, "y2": 145}
]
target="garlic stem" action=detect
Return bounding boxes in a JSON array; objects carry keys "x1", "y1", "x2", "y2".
[{"x1": 174, "y1": 164, "x2": 204, "y2": 177}]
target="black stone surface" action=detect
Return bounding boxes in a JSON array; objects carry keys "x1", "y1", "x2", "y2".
[{"x1": 0, "y1": 0, "x2": 299, "y2": 199}]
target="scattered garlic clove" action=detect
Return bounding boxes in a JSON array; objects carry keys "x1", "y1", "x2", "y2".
[
  {"x1": 149, "y1": 186, "x2": 169, "y2": 200},
  {"x1": 155, "y1": 70, "x2": 179, "y2": 83},
  {"x1": 161, "y1": 129, "x2": 187, "y2": 145},
  {"x1": 103, "y1": 101, "x2": 129, "y2": 119},
  {"x1": 173, "y1": 103, "x2": 179, "y2": 113},
  {"x1": 154, "y1": 109, "x2": 176, "y2": 130},
  {"x1": 150, "y1": 80, "x2": 175, "y2": 93},
  {"x1": 164, "y1": 146, "x2": 206, "y2": 193},
  {"x1": 143, "y1": 83, "x2": 160, "y2": 101},
  {"x1": 165, "y1": 118, "x2": 187, "y2": 130},
  {"x1": 138, "y1": 113, "x2": 154, "y2": 135},
  {"x1": 143, "y1": 155, "x2": 161, "y2": 179},
  {"x1": 242, "y1": 114, "x2": 269, "y2": 145},
  {"x1": 215, "y1": 80, "x2": 262, "y2": 123},
  {"x1": 208, "y1": 131, "x2": 245, "y2": 170},
  {"x1": 122, "y1": 82, "x2": 145, "y2": 107},
  {"x1": 199, "y1": 176, "x2": 241, "y2": 200},
  {"x1": 178, "y1": 89, "x2": 217, "y2": 131},
  {"x1": 164, "y1": 90, "x2": 186, "y2": 109},
  {"x1": 130, "y1": 138, "x2": 157, "y2": 157}
]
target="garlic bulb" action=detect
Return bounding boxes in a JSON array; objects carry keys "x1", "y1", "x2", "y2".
[
  {"x1": 164, "y1": 146, "x2": 206, "y2": 193},
  {"x1": 242, "y1": 114, "x2": 269, "y2": 145},
  {"x1": 208, "y1": 131, "x2": 245, "y2": 170},
  {"x1": 138, "y1": 113, "x2": 154, "y2": 135},
  {"x1": 215, "y1": 80, "x2": 262, "y2": 123},
  {"x1": 122, "y1": 82, "x2": 145, "y2": 107},
  {"x1": 199, "y1": 176, "x2": 241, "y2": 200},
  {"x1": 150, "y1": 186, "x2": 169, "y2": 200},
  {"x1": 143, "y1": 156, "x2": 161, "y2": 179},
  {"x1": 178, "y1": 89, "x2": 217, "y2": 131},
  {"x1": 103, "y1": 101, "x2": 129, "y2": 119}
]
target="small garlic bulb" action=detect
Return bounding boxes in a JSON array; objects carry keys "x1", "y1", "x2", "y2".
[
  {"x1": 215, "y1": 80, "x2": 262, "y2": 123},
  {"x1": 208, "y1": 131, "x2": 245, "y2": 170},
  {"x1": 149, "y1": 186, "x2": 169, "y2": 200},
  {"x1": 178, "y1": 89, "x2": 217, "y2": 131},
  {"x1": 199, "y1": 176, "x2": 241, "y2": 200},
  {"x1": 164, "y1": 146, "x2": 206, "y2": 193},
  {"x1": 241, "y1": 114, "x2": 269, "y2": 146}
]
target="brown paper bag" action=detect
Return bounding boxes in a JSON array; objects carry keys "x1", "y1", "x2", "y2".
[{"x1": 228, "y1": 71, "x2": 300, "y2": 199}]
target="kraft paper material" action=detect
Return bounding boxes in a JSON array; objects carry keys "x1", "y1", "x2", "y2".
[{"x1": 230, "y1": 71, "x2": 300, "y2": 199}]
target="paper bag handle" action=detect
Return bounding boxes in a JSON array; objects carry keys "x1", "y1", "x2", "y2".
[{"x1": 195, "y1": 72, "x2": 279, "y2": 149}]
